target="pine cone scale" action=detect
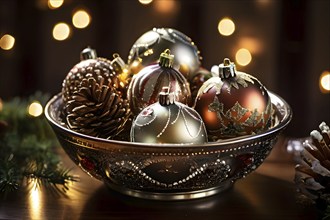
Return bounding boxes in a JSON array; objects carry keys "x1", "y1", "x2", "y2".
[
  {"x1": 104, "y1": 92, "x2": 116, "y2": 110},
  {"x1": 294, "y1": 121, "x2": 330, "y2": 210},
  {"x1": 99, "y1": 86, "x2": 109, "y2": 103}
]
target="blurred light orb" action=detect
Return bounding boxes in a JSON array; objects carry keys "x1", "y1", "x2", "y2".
[
  {"x1": 0, "y1": 34, "x2": 15, "y2": 50},
  {"x1": 28, "y1": 101, "x2": 43, "y2": 117},
  {"x1": 154, "y1": 0, "x2": 177, "y2": 14},
  {"x1": 320, "y1": 71, "x2": 330, "y2": 93},
  {"x1": 48, "y1": 0, "x2": 64, "y2": 9},
  {"x1": 139, "y1": 0, "x2": 153, "y2": 5},
  {"x1": 235, "y1": 48, "x2": 252, "y2": 66},
  {"x1": 52, "y1": 22, "x2": 71, "y2": 41},
  {"x1": 238, "y1": 37, "x2": 262, "y2": 54},
  {"x1": 72, "y1": 10, "x2": 91, "y2": 29},
  {"x1": 218, "y1": 18, "x2": 235, "y2": 36}
]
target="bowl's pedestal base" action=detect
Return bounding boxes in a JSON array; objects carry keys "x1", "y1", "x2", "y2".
[{"x1": 105, "y1": 181, "x2": 234, "y2": 200}]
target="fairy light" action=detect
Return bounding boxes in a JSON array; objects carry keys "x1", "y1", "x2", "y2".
[
  {"x1": 139, "y1": 0, "x2": 153, "y2": 5},
  {"x1": 52, "y1": 22, "x2": 71, "y2": 41},
  {"x1": 72, "y1": 10, "x2": 91, "y2": 29},
  {"x1": 319, "y1": 71, "x2": 330, "y2": 93},
  {"x1": 118, "y1": 68, "x2": 129, "y2": 88},
  {"x1": 48, "y1": 0, "x2": 64, "y2": 9},
  {"x1": 235, "y1": 48, "x2": 252, "y2": 66},
  {"x1": 28, "y1": 101, "x2": 43, "y2": 117},
  {"x1": 218, "y1": 18, "x2": 235, "y2": 36},
  {"x1": 0, "y1": 34, "x2": 15, "y2": 50}
]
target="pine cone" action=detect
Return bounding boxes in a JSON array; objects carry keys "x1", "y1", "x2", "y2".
[
  {"x1": 65, "y1": 75, "x2": 130, "y2": 139},
  {"x1": 294, "y1": 122, "x2": 330, "y2": 207},
  {"x1": 62, "y1": 57, "x2": 120, "y2": 104}
]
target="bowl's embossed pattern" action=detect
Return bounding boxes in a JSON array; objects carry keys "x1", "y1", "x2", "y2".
[{"x1": 45, "y1": 92, "x2": 291, "y2": 200}]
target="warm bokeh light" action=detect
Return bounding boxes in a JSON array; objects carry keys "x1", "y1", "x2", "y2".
[
  {"x1": 256, "y1": 0, "x2": 271, "y2": 7},
  {"x1": 28, "y1": 101, "x2": 43, "y2": 117},
  {"x1": 72, "y1": 10, "x2": 91, "y2": 29},
  {"x1": 0, "y1": 34, "x2": 15, "y2": 50},
  {"x1": 48, "y1": 0, "x2": 64, "y2": 9},
  {"x1": 52, "y1": 22, "x2": 71, "y2": 41},
  {"x1": 0, "y1": 98, "x2": 3, "y2": 112},
  {"x1": 139, "y1": 0, "x2": 153, "y2": 5},
  {"x1": 154, "y1": 0, "x2": 177, "y2": 14},
  {"x1": 29, "y1": 180, "x2": 43, "y2": 220},
  {"x1": 235, "y1": 48, "x2": 252, "y2": 66},
  {"x1": 319, "y1": 70, "x2": 330, "y2": 93},
  {"x1": 238, "y1": 37, "x2": 262, "y2": 54},
  {"x1": 218, "y1": 18, "x2": 235, "y2": 36},
  {"x1": 117, "y1": 68, "x2": 129, "y2": 88}
]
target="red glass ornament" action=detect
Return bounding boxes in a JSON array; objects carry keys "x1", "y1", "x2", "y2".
[
  {"x1": 194, "y1": 58, "x2": 272, "y2": 140},
  {"x1": 128, "y1": 49, "x2": 191, "y2": 115}
]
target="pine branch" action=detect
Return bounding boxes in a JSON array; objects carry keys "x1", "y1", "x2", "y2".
[
  {"x1": 0, "y1": 92, "x2": 78, "y2": 196},
  {"x1": 0, "y1": 156, "x2": 20, "y2": 194}
]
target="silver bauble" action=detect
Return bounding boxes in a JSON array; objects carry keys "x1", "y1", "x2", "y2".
[
  {"x1": 131, "y1": 87, "x2": 207, "y2": 144},
  {"x1": 127, "y1": 27, "x2": 202, "y2": 80}
]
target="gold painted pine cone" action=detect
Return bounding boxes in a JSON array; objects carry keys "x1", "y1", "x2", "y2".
[{"x1": 65, "y1": 76, "x2": 130, "y2": 139}]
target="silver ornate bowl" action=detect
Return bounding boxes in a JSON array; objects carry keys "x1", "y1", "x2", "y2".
[{"x1": 45, "y1": 92, "x2": 292, "y2": 200}]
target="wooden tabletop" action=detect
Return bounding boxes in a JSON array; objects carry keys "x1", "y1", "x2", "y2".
[{"x1": 0, "y1": 137, "x2": 319, "y2": 220}]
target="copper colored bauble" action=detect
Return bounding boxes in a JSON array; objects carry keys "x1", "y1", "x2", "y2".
[
  {"x1": 127, "y1": 49, "x2": 191, "y2": 115},
  {"x1": 131, "y1": 87, "x2": 207, "y2": 144},
  {"x1": 62, "y1": 47, "x2": 130, "y2": 139},
  {"x1": 194, "y1": 58, "x2": 272, "y2": 141},
  {"x1": 127, "y1": 27, "x2": 202, "y2": 80}
]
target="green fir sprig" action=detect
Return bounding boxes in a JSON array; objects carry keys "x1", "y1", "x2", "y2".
[{"x1": 0, "y1": 92, "x2": 78, "y2": 197}]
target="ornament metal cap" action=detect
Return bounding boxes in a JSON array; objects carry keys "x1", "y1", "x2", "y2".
[
  {"x1": 218, "y1": 58, "x2": 236, "y2": 79},
  {"x1": 111, "y1": 53, "x2": 127, "y2": 73},
  {"x1": 159, "y1": 87, "x2": 175, "y2": 106},
  {"x1": 159, "y1": 49, "x2": 174, "y2": 68},
  {"x1": 80, "y1": 47, "x2": 97, "y2": 61}
]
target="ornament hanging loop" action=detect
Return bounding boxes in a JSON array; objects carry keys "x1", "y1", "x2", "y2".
[
  {"x1": 80, "y1": 46, "x2": 97, "y2": 61},
  {"x1": 159, "y1": 49, "x2": 174, "y2": 68},
  {"x1": 159, "y1": 87, "x2": 175, "y2": 106},
  {"x1": 219, "y1": 58, "x2": 236, "y2": 79},
  {"x1": 111, "y1": 53, "x2": 127, "y2": 73}
]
